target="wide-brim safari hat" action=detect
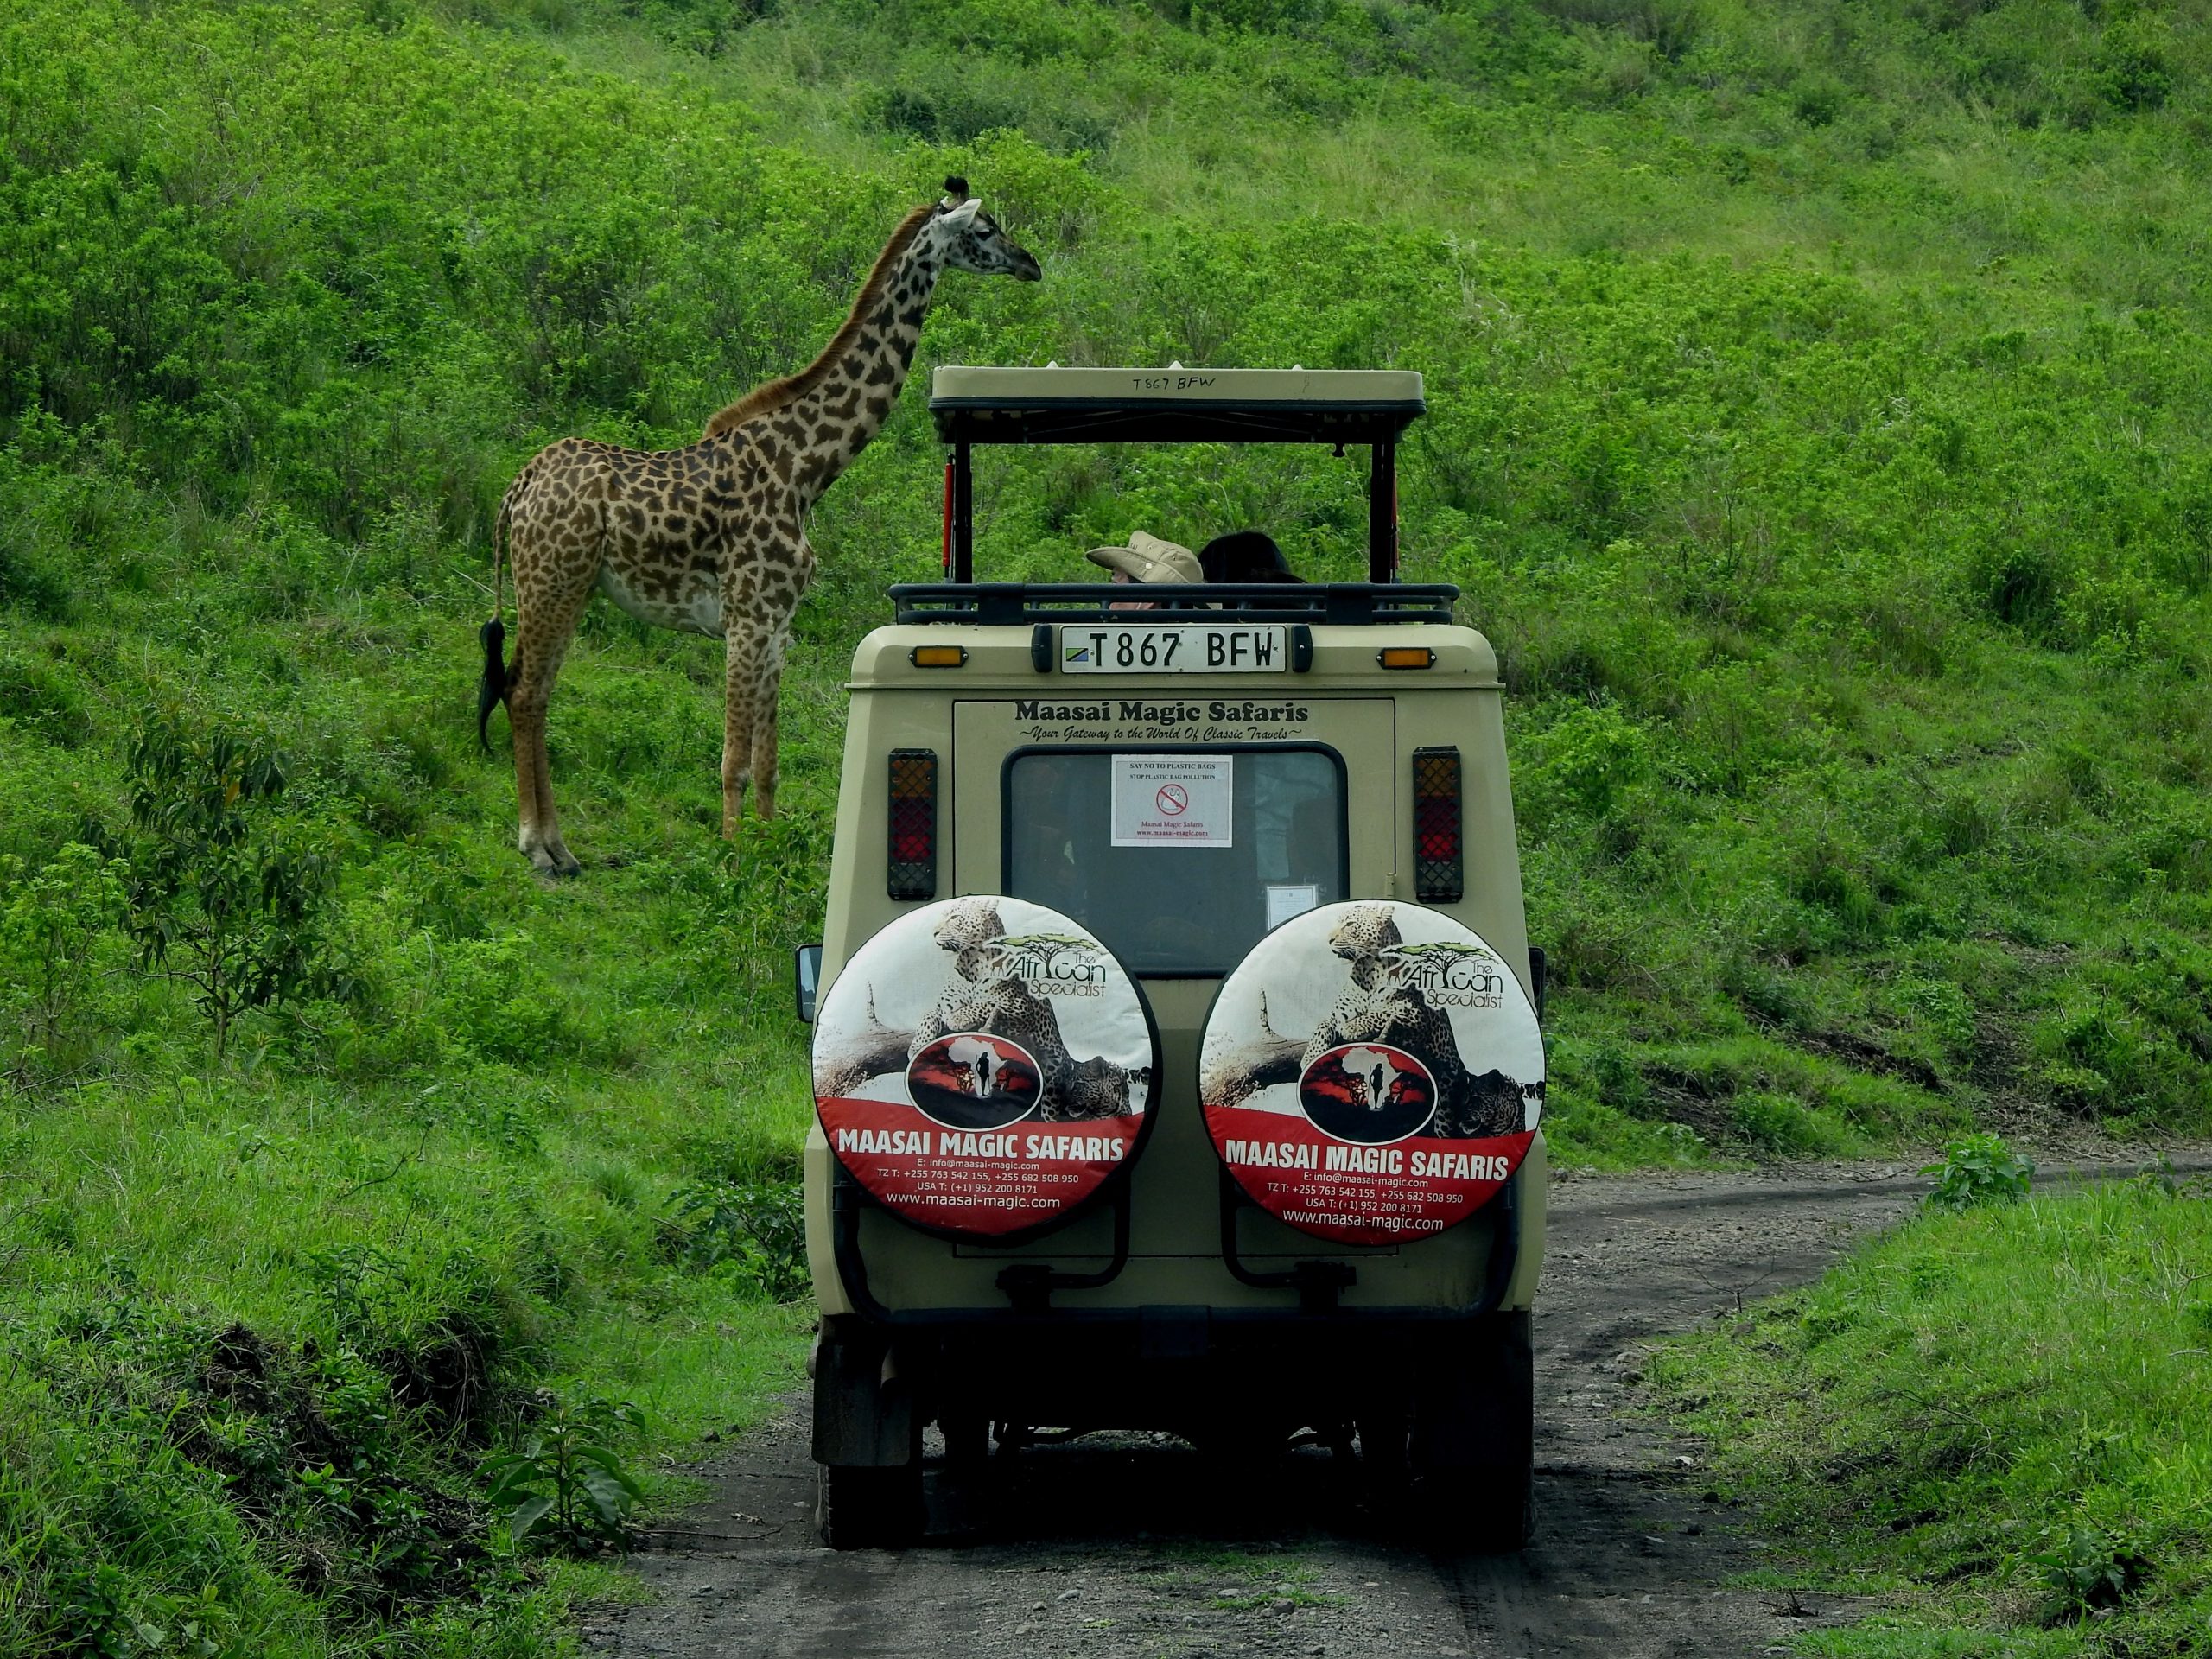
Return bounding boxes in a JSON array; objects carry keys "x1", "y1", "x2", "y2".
[{"x1": 1085, "y1": 530, "x2": 1202, "y2": 585}]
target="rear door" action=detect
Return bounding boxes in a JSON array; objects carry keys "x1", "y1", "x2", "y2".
[{"x1": 950, "y1": 696, "x2": 1395, "y2": 1257}]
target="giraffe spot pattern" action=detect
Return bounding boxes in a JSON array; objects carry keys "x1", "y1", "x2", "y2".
[{"x1": 488, "y1": 194, "x2": 1038, "y2": 871}]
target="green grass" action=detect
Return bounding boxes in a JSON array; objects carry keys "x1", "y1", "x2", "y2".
[
  {"x1": 1140, "y1": 1542, "x2": 1342, "y2": 1609},
  {"x1": 4, "y1": 0, "x2": 2212, "y2": 1647},
  {"x1": 1651, "y1": 1173, "x2": 2212, "y2": 1655}
]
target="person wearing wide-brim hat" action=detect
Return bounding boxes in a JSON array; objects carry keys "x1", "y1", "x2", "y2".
[{"x1": 1086, "y1": 531, "x2": 1203, "y2": 609}]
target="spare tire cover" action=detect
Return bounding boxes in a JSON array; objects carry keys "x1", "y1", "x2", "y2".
[
  {"x1": 813, "y1": 896, "x2": 1160, "y2": 1241},
  {"x1": 1200, "y1": 901, "x2": 1543, "y2": 1246}
]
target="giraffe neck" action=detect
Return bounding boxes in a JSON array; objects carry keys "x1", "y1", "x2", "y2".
[{"x1": 779, "y1": 238, "x2": 944, "y2": 506}]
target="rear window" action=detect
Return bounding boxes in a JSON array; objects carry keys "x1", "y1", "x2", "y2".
[{"x1": 1004, "y1": 748, "x2": 1346, "y2": 976}]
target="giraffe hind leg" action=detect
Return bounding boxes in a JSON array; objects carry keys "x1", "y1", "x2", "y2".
[{"x1": 508, "y1": 582, "x2": 591, "y2": 880}]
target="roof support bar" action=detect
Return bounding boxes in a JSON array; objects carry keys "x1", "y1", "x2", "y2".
[
  {"x1": 1368, "y1": 438, "x2": 1398, "y2": 583},
  {"x1": 950, "y1": 441, "x2": 975, "y2": 583}
]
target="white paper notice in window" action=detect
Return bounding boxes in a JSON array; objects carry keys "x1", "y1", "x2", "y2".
[
  {"x1": 1109, "y1": 755, "x2": 1234, "y2": 848},
  {"x1": 1265, "y1": 883, "x2": 1320, "y2": 930}
]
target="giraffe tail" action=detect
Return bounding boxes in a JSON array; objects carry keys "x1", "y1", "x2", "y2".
[
  {"x1": 478, "y1": 486, "x2": 515, "y2": 753},
  {"x1": 477, "y1": 617, "x2": 508, "y2": 753}
]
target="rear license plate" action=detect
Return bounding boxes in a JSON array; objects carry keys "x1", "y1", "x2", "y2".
[{"x1": 1059, "y1": 626, "x2": 1287, "y2": 674}]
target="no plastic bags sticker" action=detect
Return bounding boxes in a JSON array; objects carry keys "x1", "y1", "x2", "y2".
[
  {"x1": 1199, "y1": 902, "x2": 1543, "y2": 1246},
  {"x1": 1110, "y1": 754, "x2": 1233, "y2": 848},
  {"x1": 812, "y1": 897, "x2": 1159, "y2": 1240}
]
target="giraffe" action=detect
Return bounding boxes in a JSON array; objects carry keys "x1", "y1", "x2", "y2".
[{"x1": 476, "y1": 179, "x2": 1040, "y2": 876}]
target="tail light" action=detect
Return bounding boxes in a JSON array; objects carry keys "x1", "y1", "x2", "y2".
[
  {"x1": 887, "y1": 749, "x2": 938, "y2": 900},
  {"x1": 1412, "y1": 746, "x2": 1462, "y2": 904}
]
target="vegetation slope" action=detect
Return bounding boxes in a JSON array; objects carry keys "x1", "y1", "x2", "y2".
[
  {"x1": 3, "y1": 0, "x2": 2210, "y2": 1649},
  {"x1": 1656, "y1": 1165, "x2": 2212, "y2": 1656}
]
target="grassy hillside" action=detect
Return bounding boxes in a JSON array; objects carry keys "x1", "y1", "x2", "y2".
[
  {"x1": 3, "y1": 0, "x2": 2211, "y2": 1648},
  {"x1": 1655, "y1": 1165, "x2": 2212, "y2": 1655}
]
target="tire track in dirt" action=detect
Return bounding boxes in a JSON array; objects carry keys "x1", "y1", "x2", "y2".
[{"x1": 583, "y1": 1159, "x2": 2186, "y2": 1659}]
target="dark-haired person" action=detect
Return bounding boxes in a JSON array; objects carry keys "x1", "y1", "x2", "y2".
[
  {"x1": 1198, "y1": 529, "x2": 1305, "y2": 608},
  {"x1": 1198, "y1": 529, "x2": 1294, "y2": 582}
]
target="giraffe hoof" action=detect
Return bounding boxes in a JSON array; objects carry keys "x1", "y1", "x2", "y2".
[{"x1": 523, "y1": 842, "x2": 582, "y2": 880}]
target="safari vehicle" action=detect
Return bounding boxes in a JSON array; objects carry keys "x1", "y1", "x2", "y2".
[{"x1": 797, "y1": 367, "x2": 1548, "y2": 1551}]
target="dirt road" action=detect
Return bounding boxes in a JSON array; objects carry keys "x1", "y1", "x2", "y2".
[{"x1": 579, "y1": 1163, "x2": 1964, "y2": 1658}]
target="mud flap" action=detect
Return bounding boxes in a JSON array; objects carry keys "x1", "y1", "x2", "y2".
[
  {"x1": 812, "y1": 1318, "x2": 925, "y2": 1548},
  {"x1": 1198, "y1": 901, "x2": 1545, "y2": 1246},
  {"x1": 1409, "y1": 1311, "x2": 1535, "y2": 1553},
  {"x1": 811, "y1": 1318, "x2": 915, "y2": 1468},
  {"x1": 812, "y1": 896, "x2": 1160, "y2": 1243}
]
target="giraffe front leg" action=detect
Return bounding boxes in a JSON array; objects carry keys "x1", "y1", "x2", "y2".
[
  {"x1": 749, "y1": 638, "x2": 785, "y2": 823},
  {"x1": 721, "y1": 628, "x2": 760, "y2": 845}
]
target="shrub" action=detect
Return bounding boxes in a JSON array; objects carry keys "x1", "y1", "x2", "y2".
[
  {"x1": 1921, "y1": 1132, "x2": 2033, "y2": 1211},
  {"x1": 662, "y1": 1179, "x2": 809, "y2": 1302},
  {"x1": 2094, "y1": 17, "x2": 2171, "y2": 112},
  {"x1": 1522, "y1": 702, "x2": 1653, "y2": 825},
  {"x1": 0, "y1": 649, "x2": 90, "y2": 745},
  {"x1": 480, "y1": 1393, "x2": 646, "y2": 1551},
  {"x1": 119, "y1": 718, "x2": 343, "y2": 1061},
  {"x1": 0, "y1": 842, "x2": 126, "y2": 1080},
  {"x1": 2034, "y1": 1524, "x2": 2151, "y2": 1623}
]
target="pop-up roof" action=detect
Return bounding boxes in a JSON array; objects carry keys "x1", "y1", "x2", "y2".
[
  {"x1": 923, "y1": 366, "x2": 1428, "y2": 586},
  {"x1": 929, "y1": 366, "x2": 1426, "y2": 444}
]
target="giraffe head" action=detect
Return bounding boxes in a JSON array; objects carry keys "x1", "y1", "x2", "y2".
[{"x1": 927, "y1": 176, "x2": 1042, "y2": 282}]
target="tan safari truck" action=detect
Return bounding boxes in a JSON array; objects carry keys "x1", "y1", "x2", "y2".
[{"x1": 795, "y1": 367, "x2": 1548, "y2": 1550}]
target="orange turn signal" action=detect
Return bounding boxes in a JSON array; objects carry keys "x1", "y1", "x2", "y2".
[
  {"x1": 1376, "y1": 646, "x2": 1435, "y2": 670},
  {"x1": 910, "y1": 645, "x2": 968, "y2": 667}
]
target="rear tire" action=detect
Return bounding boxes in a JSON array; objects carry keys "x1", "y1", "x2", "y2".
[
  {"x1": 940, "y1": 1411, "x2": 990, "y2": 1468},
  {"x1": 1357, "y1": 1402, "x2": 1412, "y2": 1501},
  {"x1": 1408, "y1": 1311, "x2": 1535, "y2": 1554},
  {"x1": 816, "y1": 1463, "x2": 925, "y2": 1550}
]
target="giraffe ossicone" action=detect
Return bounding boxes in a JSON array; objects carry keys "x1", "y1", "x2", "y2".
[{"x1": 477, "y1": 182, "x2": 1040, "y2": 877}]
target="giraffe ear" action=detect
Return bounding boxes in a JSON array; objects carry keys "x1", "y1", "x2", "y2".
[{"x1": 940, "y1": 197, "x2": 982, "y2": 230}]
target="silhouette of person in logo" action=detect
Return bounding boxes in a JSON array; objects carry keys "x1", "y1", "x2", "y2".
[
  {"x1": 906, "y1": 1033, "x2": 1044, "y2": 1131},
  {"x1": 1298, "y1": 1042, "x2": 1436, "y2": 1145}
]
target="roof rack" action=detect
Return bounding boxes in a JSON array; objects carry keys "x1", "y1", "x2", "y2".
[
  {"x1": 889, "y1": 582, "x2": 1459, "y2": 627},
  {"x1": 926, "y1": 367, "x2": 1427, "y2": 585},
  {"x1": 928, "y1": 367, "x2": 1426, "y2": 446}
]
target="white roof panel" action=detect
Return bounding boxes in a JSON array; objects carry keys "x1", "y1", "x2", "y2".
[{"x1": 931, "y1": 365, "x2": 1425, "y2": 408}]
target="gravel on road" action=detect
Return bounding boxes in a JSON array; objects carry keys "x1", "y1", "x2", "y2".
[{"x1": 583, "y1": 1157, "x2": 2181, "y2": 1659}]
